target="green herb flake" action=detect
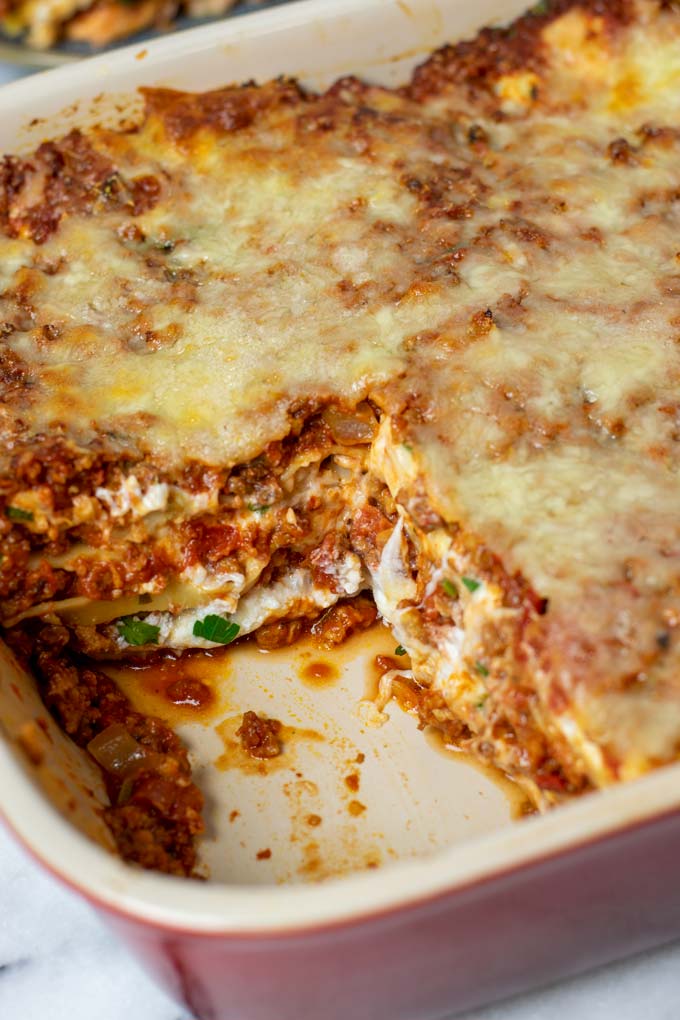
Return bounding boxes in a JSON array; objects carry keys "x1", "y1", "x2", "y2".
[
  {"x1": 117, "y1": 617, "x2": 160, "y2": 647},
  {"x1": 476, "y1": 695, "x2": 488, "y2": 710},
  {"x1": 247, "y1": 503, "x2": 271, "y2": 514},
  {"x1": 401, "y1": 442, "x2": 413, "y2": 453},
  {"x1": 6, "y1": 506, "x2": 33, "y2": 522},
  {"x1": 394, "y1": 645, "x2": 407, "y2": 656},
  {"x1": 531, "y1": 0, "x2": 549, "y2": 15},
  {"x1": 193, "y1": 615, "x2": 240, "y2": 645},
  {"x1": 474, "y1": 661, "x2": 490, "y2": 678},
  {"x1": 441, "y1": 579, "x2": 458, "y2": 598},
  {"x1": 462, "y1": 576, "x2": 481, "y2": 594}
]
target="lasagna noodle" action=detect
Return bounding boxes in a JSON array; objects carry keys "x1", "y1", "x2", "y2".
[{"x1": 2, "y1": 0, "x2": 680, "y2": 842}]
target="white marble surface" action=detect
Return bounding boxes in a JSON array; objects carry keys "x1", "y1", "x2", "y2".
[
  {"x1": 3, "y1": 55, "x2": 680, "y2": 1020},
  {"x1": 3, "y1": 819, "x2": 680, "y2": 1020}
]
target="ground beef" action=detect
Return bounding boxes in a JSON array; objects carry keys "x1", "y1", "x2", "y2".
[
  {"x1": 6, "y1": 621, "x2": 203, "y2": 876},
  {"x1": 311, "y1": 595, "x2": 377, "y2": 648},
  {"x1": 236, "y1": 711, "x2": 283, "y2": 760},
  {"x1": 255, "y1": 617, "x2": 308, "y2": 650}
]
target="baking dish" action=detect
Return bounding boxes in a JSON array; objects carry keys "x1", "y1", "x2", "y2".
[
  {"x1": 3, "y1": 2, "x2": 680, "y2": 1017},
  {"x1": 0, "y1": 0, "x2": 291, "y2": 72}
]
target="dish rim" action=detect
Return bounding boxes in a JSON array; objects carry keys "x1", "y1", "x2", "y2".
[{"x1": 3, "y1": 730, "x2": 680, "y2": 934}]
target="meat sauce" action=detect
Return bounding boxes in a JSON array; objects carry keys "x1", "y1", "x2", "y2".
[
  {"x1": 104, "y1": 651, "x2": 219, "y2": 726},
  {"x1": 6, "y1": 621, "x2": 204, "y2": 876}
]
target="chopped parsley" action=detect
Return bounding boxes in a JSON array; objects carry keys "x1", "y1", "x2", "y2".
[
  {"x1": 117, "y1": 617, "x2": 160, "y2": 646},
  {"x1": 394, "y1": 645, "x2": 407, "y2": 656},
  {"x1": 476, "y1": 695, "x2": 488, "y2": 710},
  {"x1": 531, "y1": 0, "x2": 550, "y2": 14},
  {"x1": 6, "y1": 506, "x2": 33, "y2": 522},
  {"x1": 193, "y1": 614, "x2": 240, "y2": 645},
  {"x1": 441, "y1": 579, "x2": 458, "y2": 598},
  {"x1": 462, "y1": 576, "x2": 481, "y2": 594},
  {"x1": 246, "y1": 502, "x2": 271, "y2": 513},
  {"x1": 401, "y1": 442, "x2": 413, "y2": 453},
  {"x1": 474, "y1": 661, "x2": 490, "y2": 677}
]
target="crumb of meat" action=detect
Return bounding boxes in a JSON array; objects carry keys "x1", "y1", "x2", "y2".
[
  {"x1": 237, "y1": 710, "x2": 283, "y2": 759},
  {"x1": 255, "y1": 617, "x2": 307, "y2": 650},
  {"x1": 311, "y1": 594, "x2": 377, "y2": 649}
]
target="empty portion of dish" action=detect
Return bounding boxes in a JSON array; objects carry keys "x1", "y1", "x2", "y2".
[{"x1": 2, "y1": 0, "x2": 680, "y2": 873}]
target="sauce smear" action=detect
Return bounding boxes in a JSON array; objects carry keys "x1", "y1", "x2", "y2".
[
  {"x1": 300, "y1": 659, "x2": 340, "y2": 687},
  {"x1": 103, "y1": 651, "x2": 222, "y2": 725}
]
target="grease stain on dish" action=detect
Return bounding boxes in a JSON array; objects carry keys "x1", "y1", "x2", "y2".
[
  {"x1": 103, "y1": 648, "x2": 230, "y2": 725},
  {"x1": 299, "y1": 659, "x2": 340, "y2": 687},
  {"x1": 344, "y1": 772, "x2": 360, "y2": 792},
  {"x1": 280, "y1": 775, "x2": 383, "y2": 881}
]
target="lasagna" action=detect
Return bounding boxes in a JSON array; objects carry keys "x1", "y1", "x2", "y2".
[
  {"x1": 2, "y1": 0, "x2": 680, "y2": 874},
  {"x1": 0, "y1": 0, "x2": 247, "y2": 51}
]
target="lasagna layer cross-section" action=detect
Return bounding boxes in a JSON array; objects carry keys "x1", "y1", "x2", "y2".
[{"x1": 2, "y1": 0, "x2": 680, "y2": 871}]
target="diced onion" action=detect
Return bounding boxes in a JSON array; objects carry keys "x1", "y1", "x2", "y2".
[
  {"x1": 322, "y1": 403, "x2": 377, "y2": 444},
  {"x1": 87, "y1": 723, "x2": 148, "y2": 777}
]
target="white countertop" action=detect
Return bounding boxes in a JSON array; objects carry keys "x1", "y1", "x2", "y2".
[{"x1": 2, "y1": 55, "x2": 680, "y2": 1020}]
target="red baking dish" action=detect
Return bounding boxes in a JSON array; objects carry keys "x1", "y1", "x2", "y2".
[{"x1": 2, "y1": 2, "x2": 680, "y2": 1017}]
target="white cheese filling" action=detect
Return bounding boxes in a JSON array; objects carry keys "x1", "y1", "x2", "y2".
[
  {"x1": 95, "y1": 476, "x2": 170, "y2": 519},
  {"x1": 116, "y1": 552, "x2": 366, "y2": 650}
]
